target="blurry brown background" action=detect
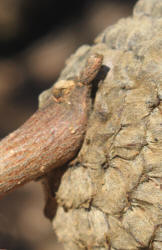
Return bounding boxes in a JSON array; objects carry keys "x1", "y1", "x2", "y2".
[{"x1": 0, "y1": 0, "x2": 137, "y2": 249}]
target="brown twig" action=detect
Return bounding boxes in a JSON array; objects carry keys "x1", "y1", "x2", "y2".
[{"x1": 0, "y1": 54, "x2": 103, "y2": 197}]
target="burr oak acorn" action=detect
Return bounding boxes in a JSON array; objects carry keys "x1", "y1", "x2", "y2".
[{"x1": 0, "y1": 54, "x2": 103, "y2": 197}]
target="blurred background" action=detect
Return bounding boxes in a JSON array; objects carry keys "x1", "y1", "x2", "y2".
[{"x1": 0, "y1": 0, "x2": 137, "y2": 249}]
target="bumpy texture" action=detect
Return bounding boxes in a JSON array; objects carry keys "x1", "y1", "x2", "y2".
[{"x1": 41, "y1": 0, "x2": 162, "y2": 249}]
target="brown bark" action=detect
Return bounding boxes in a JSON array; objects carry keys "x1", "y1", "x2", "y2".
[{"x1": 0, "y1": 54, "x2": 103, "y2": 196}]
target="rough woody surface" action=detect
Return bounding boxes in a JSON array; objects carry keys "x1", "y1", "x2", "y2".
[
  {"x1": 0, "y1": 53, "x2": 103, "y2": 196},
  {"x1": 41, "y1": 0, "x2": 162, "y2": 249}
]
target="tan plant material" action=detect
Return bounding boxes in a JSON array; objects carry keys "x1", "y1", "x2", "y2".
[
  {"x1": 41, "y1": 0, "x2": 162, "y2": 249},
  {"x1": 0, "y1": 0, "x2": 161, "y2": 249}
]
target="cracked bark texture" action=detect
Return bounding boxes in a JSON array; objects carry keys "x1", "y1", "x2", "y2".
[{"x1": 41, "y1": 0, "x2": 162, "y2": 249}]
